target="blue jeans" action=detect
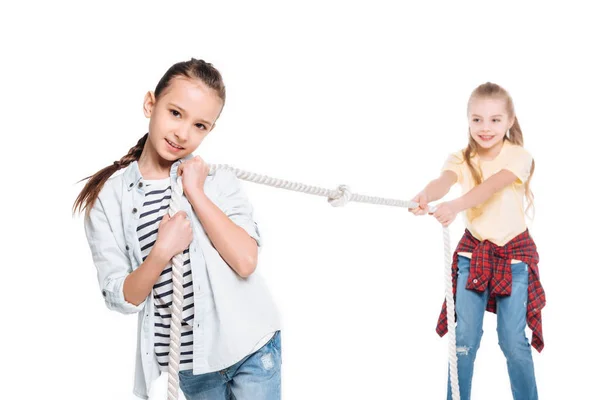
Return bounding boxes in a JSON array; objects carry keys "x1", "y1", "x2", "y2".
[
  {"x1": 178, "y1": 331, "x2": 281, "y2": 400},
  {"x1": 447, "y1": 256, "x2": 537, "y2": 400}
]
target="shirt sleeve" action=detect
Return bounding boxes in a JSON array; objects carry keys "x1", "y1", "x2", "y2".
[
  {"x1": 503, "y1": 145, "x2": 533, "y2": 185},
  {"x1": 215, "y1": 169, "x2": 263, "y2": 250},
  {"x1": 84, "y1": 197, "x2": 146, "y2": 315},
  {"x1": 441, "y1": 151, "x2": 464, "y2": 184}
]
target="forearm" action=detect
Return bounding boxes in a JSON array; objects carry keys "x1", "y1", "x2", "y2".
[
  {"x1": 454, "y1": 169, "x2": 516, "y2": 212},
  {"x1": 123, "y1": 247, "x2": 170, "y2": 306},
  {"x1": 421, "y1": 173, "x2": 455, "y2": 202},
  {"x1": 188, "y1": 191, "x2": 257, "y2": 278}
]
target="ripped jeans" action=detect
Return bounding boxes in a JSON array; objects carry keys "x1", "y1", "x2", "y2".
[
  {"x1": 447, "y1": 256, "x2": 537, "y2": 400},
  {"x1": 179, "y1": 331, "x2": 281, "y2": 400}
]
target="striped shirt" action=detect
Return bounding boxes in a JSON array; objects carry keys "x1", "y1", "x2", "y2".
[{"x1": 136, "y1": 177, "x2": 194, "y2": 371}]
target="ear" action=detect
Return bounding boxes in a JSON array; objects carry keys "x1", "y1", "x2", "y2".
[
  {"x1": 143, "y1": 91, "x2": 156, "y2": 118},
  {"x1": 508, "y1": 115, "x2": 516, "y2": 130}
]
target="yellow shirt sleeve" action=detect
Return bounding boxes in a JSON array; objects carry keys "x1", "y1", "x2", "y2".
[
  {"x1": 441, "y1": 150, "x2": 464, "y2": 184},
  {"x1": 503, "y1": 145, "x2": 533, "y2": 185}
]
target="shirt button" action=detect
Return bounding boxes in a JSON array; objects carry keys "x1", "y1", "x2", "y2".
[
  {"x1": 132, "y1": 208, "x2": 138, "y2": 214},
  {"x1": 126, "y1": 245, "x2": 130, "y2": 251},
  {"x1": 138, "y1": 182, "x2": 143, "y2": 188},
  {"x1": 102, "y1": 290, "x2": 107, "y2": 297},
  {"x1": 473, "y1": 279, "x2": 478, "y2": 284}
]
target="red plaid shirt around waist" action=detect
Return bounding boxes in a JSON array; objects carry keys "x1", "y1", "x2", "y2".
[{"x1": 435, "y1": 228, "x2": 546, "y2": 352}]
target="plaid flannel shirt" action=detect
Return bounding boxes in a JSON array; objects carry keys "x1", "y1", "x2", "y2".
[{"x1": 436, "y1": 228, "x2": 546, "y2": 352}]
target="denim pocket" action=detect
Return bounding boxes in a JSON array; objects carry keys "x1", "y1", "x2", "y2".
[
  {"x1": 511, "y1": 262, "x2": 529, "y2": 285},
  {"x1": 262, "y1": 331, "x2": 281, "y2": 367}
]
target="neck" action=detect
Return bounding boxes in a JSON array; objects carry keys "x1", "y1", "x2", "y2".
[
  {"x1": 477, "y1": 139, "x2": 504, "y2": 161},
  {"x1": 138, "y1": 142, "x2": 172, "y2": 179}
]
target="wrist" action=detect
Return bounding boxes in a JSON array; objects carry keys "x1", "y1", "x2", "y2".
[
  {"x1": 149, "y1": 243, "x2": 171, "y2": 266},
  {"x1": 452, "y1": 197, "x2": 466, "y2": 212},
  {"x1": 187, "y1": 187, "x2": 208, "y2": 202},
  {"x1": 188, "y1": 189, "x2": 211, "y2": 210}
]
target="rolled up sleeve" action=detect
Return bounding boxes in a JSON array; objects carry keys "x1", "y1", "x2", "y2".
[
  {"x1": 216, "y1": 169, "x2": 263, "y2": 250},
  {"x1": 441, "y1": 151, "x2": 464, "y2": 184},
  {"x1": 504, "y1": 146, "x2": 533, "y2": 185},
  {"x1": 84, "y1": 197, "x2": 145, "y2": 315}
]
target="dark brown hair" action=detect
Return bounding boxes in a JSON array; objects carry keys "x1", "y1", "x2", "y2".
[
  {"x1": 464, "y1": 82, "x2": 535, "y2": 219},
  {"x1": 72, "y1": 58, "x2": 226, "y2": 217}
]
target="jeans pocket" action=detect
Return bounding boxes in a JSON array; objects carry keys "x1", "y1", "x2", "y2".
[
  {"x1": 511, "y1": 262, "x2": 529, "y2": 284},
  {"x1": 262, "y1": 331, "x2": 282, "y2": 368}
]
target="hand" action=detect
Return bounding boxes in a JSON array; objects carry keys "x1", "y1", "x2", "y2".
[
  {"x1": 177, "y1": 155, "x2": 210, "y2": 199},
  {"x1": 154, "y1": 211, "x2": 193, "y2": 260},
  {"x1": 409, "y1": 192, "x2": 429, "y2": 215},
  {"x1": 429, "y1": 200, "x2": 459, "y2": 227}
]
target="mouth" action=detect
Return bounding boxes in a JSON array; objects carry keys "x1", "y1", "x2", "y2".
[
  {"x1": 478, "y1": 134, "x2": 495, "y2": 142},
  {"x1": 165, "y1": 138, "x2": 184, "y2": 151}
]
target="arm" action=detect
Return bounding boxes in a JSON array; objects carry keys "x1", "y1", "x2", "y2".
[
  {"x1": 84, "y1": 197, "x2": 167, "y2": 313},
  {"x1": 122, "y1": 248, "x2": 170, "y2": 306},
  {"x1": 420, "y1": 170, "x2": 458, "y2": 202},
  {"x1": 431, "y1": 169, "x2": 520, "y2": 227},
  {"x1": 453, "y1": 169, "x2": 518, "y2": 212},
  {"x1": 187, "y1": 192, "x2": 258, "y2": 278}
]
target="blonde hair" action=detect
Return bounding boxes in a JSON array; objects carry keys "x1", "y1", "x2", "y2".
[{"x1": 463, "y1": 82, "x2": 535, "y2": 219}]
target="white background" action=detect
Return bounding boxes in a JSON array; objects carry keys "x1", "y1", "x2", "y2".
[{"x1": 2, "y1": 1, "x2": 599, "y2": 399}]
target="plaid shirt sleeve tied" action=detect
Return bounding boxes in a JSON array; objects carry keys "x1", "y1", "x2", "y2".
[{"x1": 435, "y1": 229, "x2": 546, "y2": 352}]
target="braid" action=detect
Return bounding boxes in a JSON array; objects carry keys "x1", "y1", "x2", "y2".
[{"x1": 72, "y1": 133, "x2": 148, "y2": 217}]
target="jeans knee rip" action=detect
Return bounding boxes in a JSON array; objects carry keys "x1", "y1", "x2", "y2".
[{"x1": 456, "y1": 346, "x2": 470, "y2": 356}]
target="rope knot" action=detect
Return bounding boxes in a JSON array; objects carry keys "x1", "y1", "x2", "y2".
[{"x1": 328, "y1": 184, "x2": 352, "y2": 207}]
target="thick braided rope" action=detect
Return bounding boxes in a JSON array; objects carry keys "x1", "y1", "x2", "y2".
[
  {"x1": 167, "y1": 176, "x2": 185, "y2": 400},
  {"x1": 208, "y1": 164, "x2": 415, "y2": 208},
  {"x1": 165, "y1": 164, "x2": 460, "y2": 399},
  {"x1": 444, "y1": 225, "x2": 460, "y2": 399}
]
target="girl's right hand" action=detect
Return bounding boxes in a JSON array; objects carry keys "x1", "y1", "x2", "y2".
[
  {"x1": 154, "y1": 211, "x2": 193, "y2": 260},
  {"x1": 409, "y1": 192, "x2": 429, "y2": 215}
]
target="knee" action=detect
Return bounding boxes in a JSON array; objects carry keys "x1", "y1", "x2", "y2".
[
  {"x1": 498, "y1": 329, "x2": 530, "y2": 359},
  {"x1": 455, "y1": 327, "x2": 483, "y2": 356}
]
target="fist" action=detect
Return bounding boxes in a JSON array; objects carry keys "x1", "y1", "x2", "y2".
[
  {"x1": 409, "y1": 192, "x2": 429, "y2": 215},
  {"x1": 177, "y1": 155, "x2": 210, "y2": 198},
  {"x1": 429, "y1": 201, "x2": 459, "y2": 227},
  {"x1": 155, "y1": 211, "x2": 193, "y2": 259}
]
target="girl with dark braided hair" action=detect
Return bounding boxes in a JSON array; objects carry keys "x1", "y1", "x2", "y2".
[{"x1": 73, "y1": 58, "x2": 282, "y2": 400}]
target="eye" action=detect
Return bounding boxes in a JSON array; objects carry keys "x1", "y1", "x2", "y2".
[
  {"x1": 195, "y1": 123, "x2": 206, "y2": 130},
  {"x1": 170, "y1": 109, "x2": 181, "y2": 117},
  {"x1": 472, "y1": 118, "x2": 480, "y2": 122},
  {"x1": 493, "y1": 118, "x2": 500, "y2": 123}
]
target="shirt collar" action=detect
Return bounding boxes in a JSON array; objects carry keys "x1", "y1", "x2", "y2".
[{"x1": 124, "y1": 153, "x2": 195, "y2": 191}]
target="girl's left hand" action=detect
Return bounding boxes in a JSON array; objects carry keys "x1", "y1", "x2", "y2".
[
  {"x1": 429, "y1": 201, "x2": 460, "y2": 227},
  {"x1": 177, "y1": 156, "x2": 210, "y2": 199}
]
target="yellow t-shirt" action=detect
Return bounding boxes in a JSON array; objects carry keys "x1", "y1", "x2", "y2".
[{"x1": 442, "y1": 140, "x2": 533, "y2": 256}]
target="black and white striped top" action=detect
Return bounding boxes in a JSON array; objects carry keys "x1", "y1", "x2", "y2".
[{"x1": 136, "y1": 177, "x2": 194, "y2": 372}]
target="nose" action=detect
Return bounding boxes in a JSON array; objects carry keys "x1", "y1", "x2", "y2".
[{"x1": 174, "y1": 126, "x2": 190, "y2": 142}]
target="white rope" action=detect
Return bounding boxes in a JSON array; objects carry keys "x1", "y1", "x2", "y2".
[
  {"x1": 208, "y1": 164, "x2": 415, "y2": 208},
  {"x1": 444, "y1": 225, "x2": 460, "y2": 400},
  {"x1": 165, "y1": 164, "x2": 460, "y2": 399},
  {"x1": 166, "y1": 176, "x2": 185, "y2": 400}
]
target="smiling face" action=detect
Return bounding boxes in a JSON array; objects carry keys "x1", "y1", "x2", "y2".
[
  {"x1": 467, "y1": 96, "x2": 515, "y2": 155},
  {"x1": 142, "y1": 76, "x2": 224, "y2": 164}
]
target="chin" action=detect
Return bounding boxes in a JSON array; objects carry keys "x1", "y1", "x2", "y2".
[{"x1": 157, "y1": 149, "x2": 181, "y2": 162}]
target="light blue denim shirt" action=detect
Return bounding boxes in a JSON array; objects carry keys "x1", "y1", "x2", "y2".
[{"x1": 84, "y1": 154, "x2": 282, "y2": 399}]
